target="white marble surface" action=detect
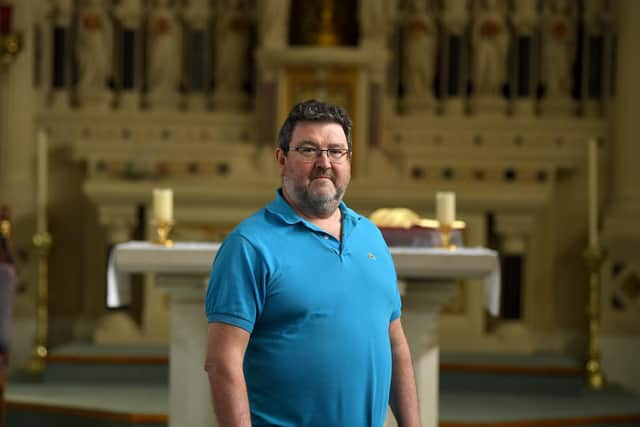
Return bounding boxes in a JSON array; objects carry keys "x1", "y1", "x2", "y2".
[{"x1": 108, "y1": 241, "x2": 499, "y2": 312}]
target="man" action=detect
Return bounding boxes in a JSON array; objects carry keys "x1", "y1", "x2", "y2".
[{"x1": 205, "y1": 100, "x2": 420, "y2": 427}]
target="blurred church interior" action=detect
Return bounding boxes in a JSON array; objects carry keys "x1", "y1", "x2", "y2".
[{"x1": 0, "y1": 0, "x2": 639, "y2": 425}]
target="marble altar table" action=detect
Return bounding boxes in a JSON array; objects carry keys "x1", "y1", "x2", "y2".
[{"x1": 108, "y1": 241, "x2": 499, "y2": 427}]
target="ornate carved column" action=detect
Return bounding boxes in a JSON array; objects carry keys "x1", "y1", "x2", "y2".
[
  {"x1": 440, "y1": 0, "x2": 469, "y2": 115},
  {"x1": 183, "y1": 0, "x2": 212, "y2": 111},
  {"x1": 510, "y1": 0, "x2": 539, "y2": 116},
  {"x1": 113, "y1": 0, "x2": 143, "y2": 111}
]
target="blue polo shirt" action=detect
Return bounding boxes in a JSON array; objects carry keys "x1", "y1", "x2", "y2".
[{"x1": 206, "y1": 189, "x2": 401, "y2": 427}]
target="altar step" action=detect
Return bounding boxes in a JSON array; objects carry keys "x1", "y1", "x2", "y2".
[
  {"x1": 6, "y1": 344, "x2": 640, "y2": 427},
  {"x1": 6, "y1": 383, "x2": 167, "y2": 427},
  {"x1": 440, "y1": 352, "x2": 585, "y2": 395},
  {"x1": 7, "y1": 343, "x2": 169, "y2": 427},
  {"x1": 43, "y1": 342, "x2": 168, "y2": 385},
  {"x1": 439, "y1": 352, "x2": 640, "y2": 427}
]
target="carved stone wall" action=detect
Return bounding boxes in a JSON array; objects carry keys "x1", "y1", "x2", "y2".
[{"x1": 0, "y1": 0, "x2": 634, "y2": 367}]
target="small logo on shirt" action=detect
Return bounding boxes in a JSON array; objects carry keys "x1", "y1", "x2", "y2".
[{"x1": 368, "y1": 252, "x2": 376, "y2": 260}]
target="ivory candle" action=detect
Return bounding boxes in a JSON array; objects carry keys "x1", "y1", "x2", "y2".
[
  {"x1": 588, "y1": 138, "x2": 598, "y2": 249},
  {"x1": 436, "y1": 192, "x2": 455, "y2": 226},
  {"x1": 36, "y1": 130, "x2": 48, "y2": 233},
  {"x1": 153, "y1": 188, "x2": 173, "y2": 222}
]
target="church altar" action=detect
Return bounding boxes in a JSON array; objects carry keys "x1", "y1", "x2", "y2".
[{"x1": 108, "y1": 241, "x2": 499, "y2": 427}]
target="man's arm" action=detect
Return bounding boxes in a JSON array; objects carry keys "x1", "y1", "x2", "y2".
[
  {"x1": 204, "y1": 322, "x2": 252, "y2": 427},
  {"x1": 388, "y1": 318, "x2": 421, "y2": 427}
]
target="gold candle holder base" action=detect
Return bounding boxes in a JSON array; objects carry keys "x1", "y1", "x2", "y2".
[
  {"x1": 23, "y1": 345, "x2": 48, "y2": 375},
  {"x1": 438, "y1": 224, "x2": 457, "y2": 250},
  {"x1": 583, "y1": 246, "x2": 607, "y2": 390},
  {"x1": 151, "y1": 219, "x2": 174, "y2": 247}
]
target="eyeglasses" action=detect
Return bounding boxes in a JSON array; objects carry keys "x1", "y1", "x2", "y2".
[{"x1": 290, "y1": 146, "x2": 351, "y2": 163}]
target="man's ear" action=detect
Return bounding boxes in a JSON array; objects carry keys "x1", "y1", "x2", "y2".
[{"x1": 275, "y1": 148, "x2": 286, "y2": 176}]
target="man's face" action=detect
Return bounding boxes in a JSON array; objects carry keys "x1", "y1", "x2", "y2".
[{"x1": 276, "y1": 121, "x2": 351, "y2": 218}]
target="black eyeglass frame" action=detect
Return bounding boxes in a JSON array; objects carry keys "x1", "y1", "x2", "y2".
[{"x1": 288, "y1": 146, "x2": 352, "y2": 163}]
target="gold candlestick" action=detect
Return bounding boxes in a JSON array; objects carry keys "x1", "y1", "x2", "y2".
[
  {"x1": 24, "y1": 231, "x2": 53, "y2": 374},
  {"x1": 152, "y1": 219, "x2": 174, "y2": 247},
  {"x1": 583, "y1": 246, "x2": 606, "y2": 389}
]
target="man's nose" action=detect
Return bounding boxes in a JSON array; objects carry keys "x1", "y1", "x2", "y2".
[{"x1": 314, "y1": 150, "x2": 332, "y2": 167}]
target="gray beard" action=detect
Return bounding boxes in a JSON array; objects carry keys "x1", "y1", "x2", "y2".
[{"x1": 283, "y1": 176, "x2": 347, "y2": 218}]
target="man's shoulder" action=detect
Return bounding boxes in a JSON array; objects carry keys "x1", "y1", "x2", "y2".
[
  {"x1": 225, "y1": 206, "x2": 285, "y2": 244},
  {"x1": 229, "y1": 208, "x2": 269, "y2": 237}
]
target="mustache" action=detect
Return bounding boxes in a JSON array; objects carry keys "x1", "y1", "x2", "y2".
[{"x1": 311, "y1": 168, "x2": 335, "y2": 181}]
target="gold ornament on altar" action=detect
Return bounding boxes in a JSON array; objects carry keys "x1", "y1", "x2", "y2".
[
  {"x1": 152, "y1": 219, "x2": 175, "y2": 247},
  {"x1": 370, "y1": 207, "x2": 465, "y2": 249}
]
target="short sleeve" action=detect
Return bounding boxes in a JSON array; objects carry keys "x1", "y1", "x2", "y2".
[
  {"x1": 390, "y1": 280, "x2": 402, "y2": 322},
  {"x1": 205, "y1": 234, "x2": 268, "y2": 333},
  {"x1": 379, "y1": 236, "x2": 401, "y2": 323}
]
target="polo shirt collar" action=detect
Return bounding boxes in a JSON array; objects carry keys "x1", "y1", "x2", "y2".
[{"x1": 266, "y1": 189, "x2": 362, "y2": 229}]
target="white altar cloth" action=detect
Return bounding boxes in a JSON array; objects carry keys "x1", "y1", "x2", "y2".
[{"x1": 107, "y1": 241, "x2": 500, "y2": 314}]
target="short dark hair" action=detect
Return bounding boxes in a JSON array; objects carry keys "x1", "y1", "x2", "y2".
[{"x1": 277, "y1": 99, "x2": 353, "y2": 154}]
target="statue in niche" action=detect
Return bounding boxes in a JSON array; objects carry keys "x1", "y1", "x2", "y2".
[
  {"x1": 360, "y1": 0, "x2": 397, "y2": 48},
  {"x1": 147, "y1": 0, "x2": 182, "y2": 108},
  {"x1": 542, "y1": 0, "x2": 575, "y2": 98},
  {"x1": 472, "y1": 0, "x2": 509, "y2": 96},
  {"x1": 403, "y1": 0, "x2": 435, "y2": 104},
  {"x1": 257, "y1": 0, "x2": 290, "y2": 49},
  {"x1": 75, "y1": 0, "x2": 113, "y2": 107},
  {"x1": 214, "y1": 0, "x2": 250, "y2": 109}
]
